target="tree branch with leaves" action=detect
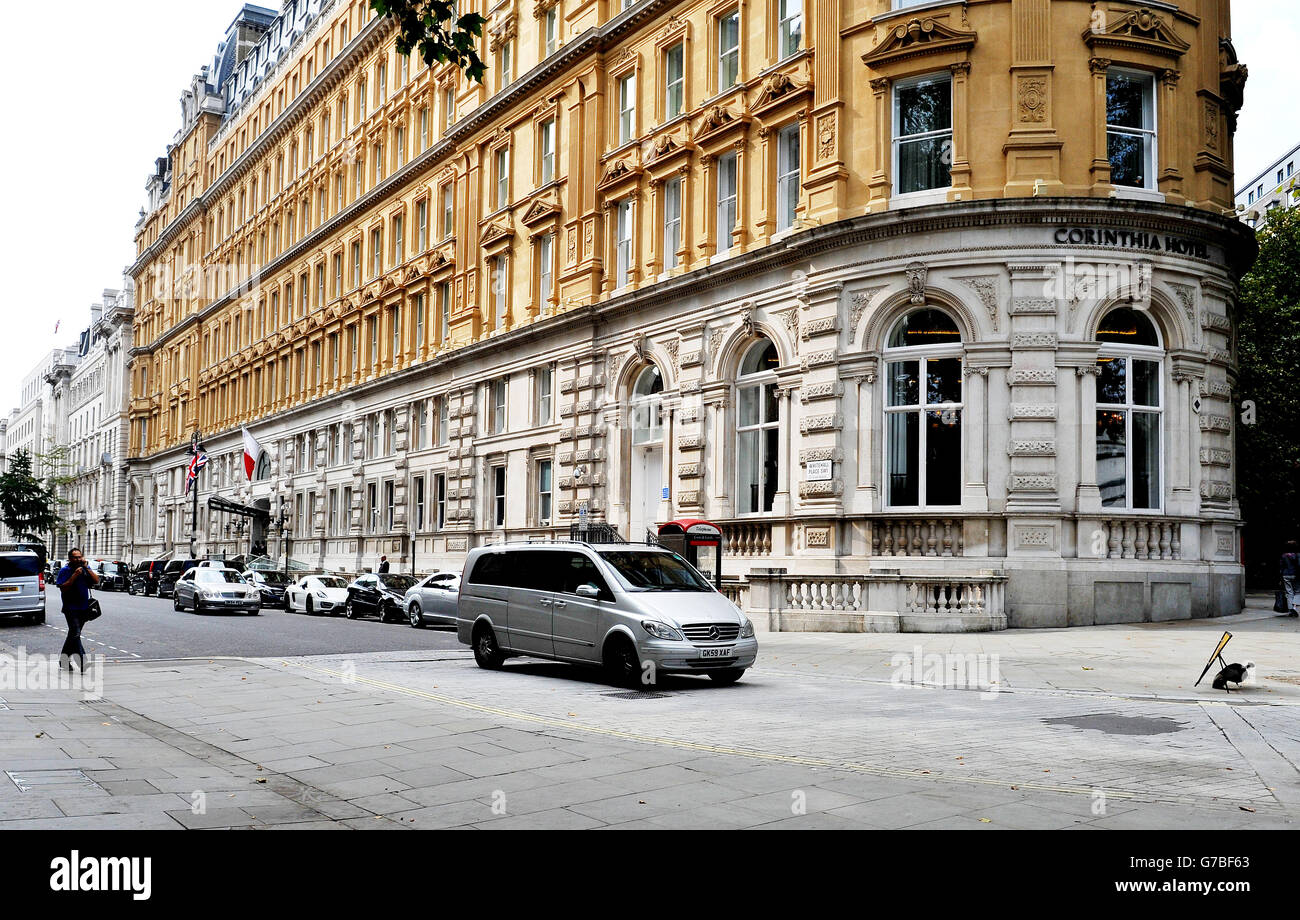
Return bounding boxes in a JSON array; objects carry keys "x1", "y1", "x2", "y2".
[{"x1": 371, "y1": 0, "x2": 487, "y2": 84}]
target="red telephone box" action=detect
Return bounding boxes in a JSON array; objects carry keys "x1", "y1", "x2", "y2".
[{"x1": 657, "y1": 519, "x2": 723, "y2": 590}]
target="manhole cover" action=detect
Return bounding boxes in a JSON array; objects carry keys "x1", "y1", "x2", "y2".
[
  {"x1": 1042, "y1": 713, "x2": 1187, "y2": 736},
  {"x1": 6, "y1": 769, "x2": 101, "y2": 792},
  {"x1": 603, "y1": 691, "x2": 672, "y2": 700}
]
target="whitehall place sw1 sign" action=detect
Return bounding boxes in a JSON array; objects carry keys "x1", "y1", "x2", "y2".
[{"x1": 1053, "y1": 226, "x2": 1209, "y2": 258}]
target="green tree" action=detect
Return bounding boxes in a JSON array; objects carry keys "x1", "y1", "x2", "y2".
[
  {"x1": 0, "y1": 449, "x2": 62, "y2": 543},
  {"x1": 1236, "y1": 205, "x2": 1300, "y2": 586},
  {"x1": 370, "y1": 0, "x2": 487, "y2": 84}
]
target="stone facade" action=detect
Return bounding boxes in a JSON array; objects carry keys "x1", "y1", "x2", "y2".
[
  {"x1": 125, "y1": 0, "x2": 1256, "y2": 629},
  {"x1": 63, "y1": 287, "x2": 136, "y2": 560}
]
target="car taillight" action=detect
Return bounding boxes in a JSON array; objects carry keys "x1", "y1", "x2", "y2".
[{"x1": 38, "y1": 572, "x2": 45, "y2": 591}]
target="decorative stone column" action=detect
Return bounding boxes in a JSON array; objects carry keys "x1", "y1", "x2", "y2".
[
  {"x1": 1157, "y1": 69, "x2": 1185, "y2": 203},
  {"x1": 795, "y1": 280, "x2": 845, "y2": 519},
  {"x1": 703, "y1": 385, "x2": 731, "y2": 521},
  {"x1": 867, "y1": 77, "x2": 891, "y2": 210},
  {"x1": 674, "y1": 323, "x2": 708, "y2": 513},
  {"x1": 963, "y1": 364, "x2": 990, "y2": 512},
  {"x1": 1087, "y1": 57, "x2": 1113, "y2": 193},
  {"x1": 1076, "y1": 364, "x2": 1102, "y2": 514}
]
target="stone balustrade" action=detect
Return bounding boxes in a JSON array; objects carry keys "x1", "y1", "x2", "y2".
[
  {"x1": 741, "y1": 568, "x2": 1008, "y2": 633},
  {"x1": 1093, "y1": 518, "x2": 1184, "y2": 561},
  {"x1": 721, "y1": 521, "x2": 772, "y2": 557},
  {"x1": 869, "y1": 518, "x2": 966, "y2": 557}
]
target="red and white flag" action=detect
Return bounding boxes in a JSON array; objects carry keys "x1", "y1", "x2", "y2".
[{"x1": 242, "y1": 427, "x2": 262, "y2": 480}]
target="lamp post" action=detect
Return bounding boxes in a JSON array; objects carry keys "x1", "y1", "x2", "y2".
[
  {"x1": 275, "y1": 496, "x2": 291, "y2": 580},
  {"x1": 188, "y1": 430, "x2": 205, "y2": 560}
]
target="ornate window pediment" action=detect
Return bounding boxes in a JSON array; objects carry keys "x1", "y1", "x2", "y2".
[
  {"x1": 479, "y1": 218, "x2": 515, "y2": 250},
  {"x1": 597, "y1": 156, "x2": 643, "y2": 197},
  {"x1": 862, "y1": 17, "x2": 977, "y2": 68},
  {"x1": 1083, "y1": 8, "x2": 1189, "y2": 59},
  {"x1": 645, "y1": 126, "x2": 697, "y2": 175},
  {"x1": 429, "y1": 245, "x2": 455, "y2": 275},
  {"x1": 521, "y1": 193, "x2": 561, "y2": 228},
  {"x1": 750, "y1": 69, "x2": 810, "y2": 116},
  {"x1": 489, "y1": 14, "x2": 517, "y2": 52}
]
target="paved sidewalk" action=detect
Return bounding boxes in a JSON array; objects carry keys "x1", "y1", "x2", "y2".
[
  {"x1": 0, "y1": 599, "x2": 1296, "y2": 829},
  {"x1": 754, "y1": 595, "x2": 1300, "y2": 703}
]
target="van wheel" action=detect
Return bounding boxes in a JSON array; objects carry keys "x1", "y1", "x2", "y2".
[
  {"x1": 472, "y1": 625, "x2": 505, "y2": 670},
  {"x1": 708, "y1": 669, "x2": 746, "y2": 686},
  {"x1": 408, "y1": 603, "x2": 424, "y2": 628},
  {"x1": 605, "y1": 636, "x2": 653, "y2": 689},
  {"x1": 26, "y1": 610, "x2": 45, "y2": 625}
]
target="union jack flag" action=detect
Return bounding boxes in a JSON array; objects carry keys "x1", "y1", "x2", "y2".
[{"x1": 185, "y1": 449, "x2": 208, "y2": 495}]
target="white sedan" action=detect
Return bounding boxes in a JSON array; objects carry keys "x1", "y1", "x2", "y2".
[{"x1": 286, "y1": 574, "x2": 351, "y2": 615}]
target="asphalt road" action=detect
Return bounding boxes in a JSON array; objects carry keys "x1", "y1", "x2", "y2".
[{"x1": 0, "y1": 588, "x2": 463, "y2": 660}]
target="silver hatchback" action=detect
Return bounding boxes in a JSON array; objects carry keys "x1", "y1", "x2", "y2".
[{"x1": 456, "y1": 543, "x2": 757, "y2": 686}]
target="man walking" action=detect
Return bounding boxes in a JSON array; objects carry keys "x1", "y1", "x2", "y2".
[
  {"x1": 378, "y1": 554, "x2": 390, "y2": 574},
  {"x1": 55, "y1": 548, "x2": 99, "y2": 671}
]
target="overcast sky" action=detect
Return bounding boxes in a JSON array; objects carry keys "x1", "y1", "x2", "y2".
[{"x1": 0, "y1": 0, "x2": 1295, "y2": 413}]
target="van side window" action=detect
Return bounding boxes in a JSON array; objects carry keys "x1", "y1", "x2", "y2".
[
  {"x1": 468, "y1": 552, "x2": 511, "y2": 586},
  {"x1": 557, "y1": 551, "x2": 610, "y2": 597}
]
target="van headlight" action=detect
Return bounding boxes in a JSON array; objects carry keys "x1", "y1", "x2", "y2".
[{"x1": 642, "y1": 620, "x2": 685, "y2": 641}]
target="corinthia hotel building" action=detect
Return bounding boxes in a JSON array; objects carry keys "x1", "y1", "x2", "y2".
[{"x1": 127, "y1": 0, "x2": 1254, "y2": 631}]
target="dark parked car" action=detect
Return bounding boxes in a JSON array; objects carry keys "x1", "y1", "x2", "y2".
[
  {"x1": 344, "y1": 573, "x2": 419, "y2": 622},
  {"x1": 241, "y1": 569, "x2": 292, "y2": 608},
  {"x1": 90, "y1": 560, "x2": 130, "y2": 591},
  {"x1": 129, "y1": 559, "x2": 168, "y2": 596},
  {"x1": 158, "y1": 559, "x2": 202, "y2": 598}
]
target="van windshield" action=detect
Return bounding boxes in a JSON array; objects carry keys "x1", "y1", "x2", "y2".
[{"x1": 598, "y1": 551, "x2": 712, "y2": 592}]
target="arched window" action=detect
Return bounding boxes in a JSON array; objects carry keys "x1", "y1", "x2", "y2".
[
  {"x1": 254, "y1": 451, "x2": 271, "y2": 482},
  {"x1": 884, "y1": 309, "x2": 963, "y2": 507},
  {"x1": 630, "y1": 365, "x2": 664, "y2": 446},
  {"x1": 1095, "y1": 307, "x2": 1162, "y2": 509},
  {"x1": 736, "y1": 338, "x2": 780, "y2": 514}
]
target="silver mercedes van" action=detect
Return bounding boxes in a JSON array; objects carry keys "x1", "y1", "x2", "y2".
[
  {"x1": 456, "y1": 542, "x2": 757, "y2": 686},
  {"x1": 0, "y1": 551, "x2": 46, "y2": 625}
]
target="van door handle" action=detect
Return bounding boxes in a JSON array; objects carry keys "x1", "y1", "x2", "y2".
[
  {"x1": 552, "y1": 600, "x2": 567, "y2": 608},
  {"x1": 539, "y1": 598, "x2": 552, "y2": 607}
]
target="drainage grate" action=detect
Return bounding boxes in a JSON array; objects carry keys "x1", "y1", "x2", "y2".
[
  {"x1": 6, "y1": 769, "x2": 102, "y2": 792},
  {"x1": 1042, "y1": 713, "x2": 1187, "y2": 736},
  {"x1": 603, "y1": 691, "x2": 672, "y2": 700}
]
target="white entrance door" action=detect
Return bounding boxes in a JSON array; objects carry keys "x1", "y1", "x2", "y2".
[{"x1": 630, "y1": 446, "x2": 662, "y2": 542}]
